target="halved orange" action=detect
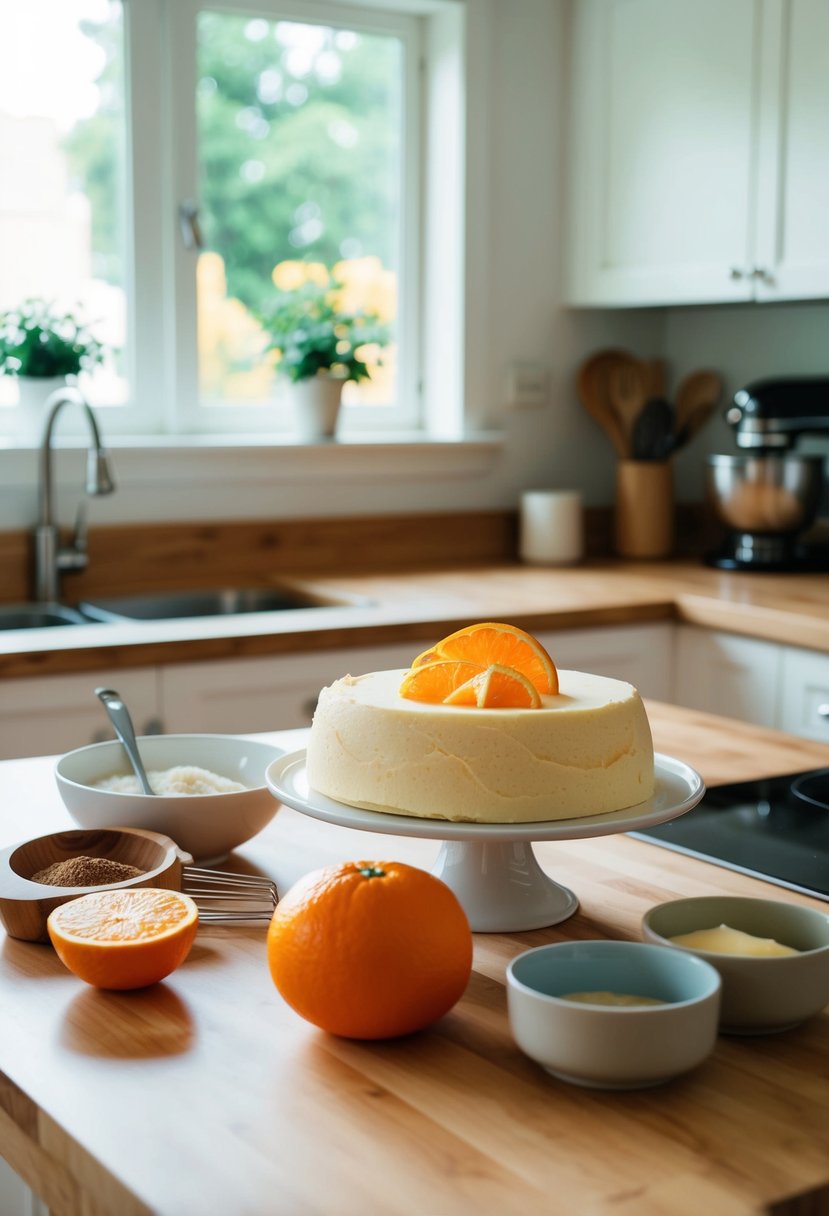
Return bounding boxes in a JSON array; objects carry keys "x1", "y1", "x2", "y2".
[
  {"x1": 411, "y1": 622, "x2": 558, "y2": 695},
  {"x1": 443, "y1": 664, "x2": 542, "y2": 709},
  {"x1": 47, "y1": 888, "x2": 199, "y2": 990},
  {"x1": 398, "y1": 660, "x2": 484, "y2": 704}
]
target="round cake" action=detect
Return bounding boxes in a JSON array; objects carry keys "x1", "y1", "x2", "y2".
[{"x1": 306, "y1": 667, "x2": 655, "y2": 823}]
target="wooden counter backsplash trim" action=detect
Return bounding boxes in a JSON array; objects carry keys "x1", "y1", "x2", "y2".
[
  {"x1": 0, "y1": 512, "x2": 517, "y2": 604},
  {"x1": 0, "y1": 504, "x2": 713, "y2": 605}
]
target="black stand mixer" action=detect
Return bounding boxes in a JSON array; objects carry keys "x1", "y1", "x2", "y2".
[{"x1": 705, "y1": 377, "x2": 829, "y2": 572}]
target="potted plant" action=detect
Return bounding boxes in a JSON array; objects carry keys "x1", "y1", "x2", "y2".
[
  {"x1": 0, "y1": 298, "x2": 108, "y2": 441},
  {"x1": 257, "y1": 264, "x2": 390, "y2": 440}
]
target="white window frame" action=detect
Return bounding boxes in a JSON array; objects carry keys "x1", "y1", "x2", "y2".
[
  {"x1": 163, "y1": 0, "x2": 422, "y2": 435},
  {"x1": 2, "y1": 0, "x2": 492, "y2": 456}
]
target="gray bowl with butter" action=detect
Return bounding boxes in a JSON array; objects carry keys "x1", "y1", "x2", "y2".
[{"x1": 642, "y1": 896, "x2": 829, "y2": 1034}]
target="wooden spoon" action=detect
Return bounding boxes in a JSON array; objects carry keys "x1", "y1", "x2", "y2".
[
  {"x1": 609, "y1": 361, "x2": 647, "y2": 450},
  {"x1": 576, "y1": 350, "x2": 633, "y2": 457},
  {"x1": 675, "y1": 370, "x2": 722, "y2": 433}
]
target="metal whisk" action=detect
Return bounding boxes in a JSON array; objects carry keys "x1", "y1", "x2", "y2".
[{"x1": 182, "y1": 866, "x2": 278, "y2": 923}]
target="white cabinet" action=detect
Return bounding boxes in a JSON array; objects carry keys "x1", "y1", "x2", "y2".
[
  {"x1": 538, "y1": 623, "x2": 673, "y2": 700},
  {"x1": 779, "y1": 647, "x2": 829, "y2": 743},
  {"x1": 674, "y1": 626, "x2": 781, "y2": 726},
  {"x1": 0, "y1": 668, "x2": 159, "y2": 760},
  {"x1": 675, "y1": 624, "x2": 829, "y2": 742},
  {"x1": 160, "y1": 642, "x2": 418, "y2": 734},
  {"x1": 0, "y1": 1157, "x2": 48, "y2": 1216},
  {"x1": 564, "y1": 0, "x2": 829, "y2": 306},
  {"x1": 0, "y1": 630, "x2": 673, "y2": 761}
]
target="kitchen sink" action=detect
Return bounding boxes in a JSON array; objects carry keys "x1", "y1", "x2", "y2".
[
  {"x1": 79, "y1": 586, "x2": 368, "y2": 622},
  {"x1": 0, "y1": 603, "x2": 93, "y2": 630}
]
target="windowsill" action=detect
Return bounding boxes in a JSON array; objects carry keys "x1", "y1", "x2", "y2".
[{"x1": 0, "y1": 430, "x2": 504, "y2": 486}]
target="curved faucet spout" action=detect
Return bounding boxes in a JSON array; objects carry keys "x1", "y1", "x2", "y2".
[
  {"x1": 38, "y1": 387, "x2": 116, "y2": 527},
  {"x1": 34, "y1": 386, "x2": 116, "y2": 602}
]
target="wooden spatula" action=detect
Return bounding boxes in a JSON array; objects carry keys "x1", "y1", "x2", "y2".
[
  {"x1": 576, "y1": 349, "x2": 634, "y2": 458},
  {"x1": 675, "y1": 370, "x2": 722, "y2": 433}
]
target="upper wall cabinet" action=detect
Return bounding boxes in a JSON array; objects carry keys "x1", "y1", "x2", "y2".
[{"x1": 564, "y1": 0, "x2": 829, "y2": 307}]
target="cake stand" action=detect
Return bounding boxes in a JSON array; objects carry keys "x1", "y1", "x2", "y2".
[{"x1": 266, "y1": 752, "x2": 704, "y2": 933}]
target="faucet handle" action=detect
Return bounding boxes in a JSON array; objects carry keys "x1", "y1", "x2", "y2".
[{"x1": 55, "y1": 502, "x2": 90, "y2": 576}]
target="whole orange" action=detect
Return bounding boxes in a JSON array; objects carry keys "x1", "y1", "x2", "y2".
[{"x1": 267, "y1": 860, "x2": 472, "y2": 1039}]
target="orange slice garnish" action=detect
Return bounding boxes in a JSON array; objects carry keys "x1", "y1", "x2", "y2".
[
  {"x1": 47, "y1": 888, "x2": 199, "y2": 990},
  {"x1": 411, "y1": 621, "x2": 558, "y2": 695},
  {"x1": 398, "y1": 660, "x2": 484, "y2": 704},
  {"x1": 443, "y1": 664, "x2": 542, "y2": 709}
]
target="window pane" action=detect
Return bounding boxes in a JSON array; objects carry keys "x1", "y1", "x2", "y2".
[
  {"x1": 195, "y1": 11, "x2": 402, "y2": 412},
  {"x1": 0, "y1": 0, "x2": 128, "y2": 409}
]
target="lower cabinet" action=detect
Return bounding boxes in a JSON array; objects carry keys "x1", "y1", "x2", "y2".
[
  {"x1": 537, "y1": 623, "x2": 673, "y2": 701},
  {"x1": 0, "y1": 1157, "x2": 48, "y2": 1216},
  {"x1": 3, "y1": 624, "x2": 827, "y2": 763},
  {"x1": 0, "y1": 627, "x2": 672, "y2": 761},
  {"x1": 0, "y1": 668, "x2": 160, "y2": 760},
  {"x1": 160, "y1": 642, "x2": 418, "y2": 734},
  {"x1": 673, "y1": 627, "x2": 782, "y2": 728},
  {"x1": 779, "y1": 646, "x2": 829, "y2": 744},
  {"x1": 675, "y1": 625, "x2": 829, "y2": 742}
]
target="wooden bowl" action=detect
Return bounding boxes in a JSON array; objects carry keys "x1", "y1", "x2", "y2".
[{"x1": 0, "y1": 827, "x2": 192, "y2": 943}]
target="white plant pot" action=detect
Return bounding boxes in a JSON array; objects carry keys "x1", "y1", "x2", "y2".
[
  {"x1": 15, "y1": 376, "x2": 67, "y2": 444},
  {"x1": 288, "y1": 375, "x2": 345, "y2": 441}
]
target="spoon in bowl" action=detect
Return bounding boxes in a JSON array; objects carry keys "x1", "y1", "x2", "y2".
[{"x1": 95, "y1": 687, "x2": 155, "y2": 795}]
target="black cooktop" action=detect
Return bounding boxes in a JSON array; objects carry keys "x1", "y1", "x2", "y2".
[{"x1": 631, "y1": 768, "x2": 829, "y2": 902}]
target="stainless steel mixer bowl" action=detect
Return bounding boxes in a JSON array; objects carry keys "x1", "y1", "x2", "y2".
[{"x1": 706, "y1": 454, "x2": 824, "y2": 535}]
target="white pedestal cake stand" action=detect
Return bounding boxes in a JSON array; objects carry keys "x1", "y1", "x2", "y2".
[{"x1": 266, "y1": 752, "x2": 704, "y2": 933}]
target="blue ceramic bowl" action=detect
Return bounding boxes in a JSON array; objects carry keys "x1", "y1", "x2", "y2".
[{"x1": 507, "y1": 939, "x2": 721, "y2": 1089}]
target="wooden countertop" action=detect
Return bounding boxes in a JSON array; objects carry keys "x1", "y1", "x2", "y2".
[
  {"x1": 2, "y1": 559, "x2": 829, "y2": 680},
  {"x1": 2, "y1": 704, "x2": 829, "y2": 1216}
]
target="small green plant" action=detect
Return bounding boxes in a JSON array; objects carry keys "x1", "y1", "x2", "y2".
[
  {"x1": 0, "y1": 298, "x2": 107, "y2": 379},
  {"x1": 257, "y1": 275, "x2": 390, "y2": 384}
]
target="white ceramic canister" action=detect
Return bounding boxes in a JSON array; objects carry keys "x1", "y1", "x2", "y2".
[{"x1": 519, "y1": 490, "x2": 584, "y2": 566}]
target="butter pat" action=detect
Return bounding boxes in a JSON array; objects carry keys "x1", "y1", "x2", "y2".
[
  {"x1": 561, "y1": 991, "x2": 666, "y2": 1006},
  {"x1": 670, "y1": 924, "x2": 799, "y2": 957}
]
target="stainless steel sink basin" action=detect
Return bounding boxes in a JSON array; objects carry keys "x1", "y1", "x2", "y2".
[
  {"x1": 0, "y1": 603, "x2": 92, "y2": 630},
  {"x1": 80, "y1": 586, "x2": 365, "y2": 622}
]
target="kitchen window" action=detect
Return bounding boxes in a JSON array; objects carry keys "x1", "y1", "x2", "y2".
[{"x1": 0, "y1": 0, "x2": 469, "y2": 445}]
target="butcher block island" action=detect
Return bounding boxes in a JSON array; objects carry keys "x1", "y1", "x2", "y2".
[{"x1": 2, "y1": 704, "x2": 829, "y2": 1216}]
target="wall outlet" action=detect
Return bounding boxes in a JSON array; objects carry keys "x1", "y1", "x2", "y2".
[{"x1": 506, "y1": 361, "x2": 550, "y2": 408}]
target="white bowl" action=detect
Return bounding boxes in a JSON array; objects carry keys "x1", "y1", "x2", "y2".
[
  {"x1": 506, "y1": 940, "x2": 721, "y2": 1089},
  {"x1": 56, "y1": 734, "x2": 283, "y2": 864},
  {"x1": 642, "y1": 896, "x2": 829, "y2": 1034}
]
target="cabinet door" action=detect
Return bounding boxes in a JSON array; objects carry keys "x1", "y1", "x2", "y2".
[
  {"x1": 537, "y1": 623, "x2": 674, "y2": 700},
  {"x1": 0, "y1": 669, "x2": 159, "y2": 760},
  {"x1": 565, "y1": 0, "x2": 758, "y2": 306},
  {"x1": 160, "y1": 643, "x2": 419, "y2": 734},
  {"x1": 673, "y1": 626, "x2": 781, "y2": 726},
  {"x1": 779, "y1": 647, "x2": 829, "y2": 743},
  {"x1": 754, "y1": 0, "x2": 829, "y2": 301}
]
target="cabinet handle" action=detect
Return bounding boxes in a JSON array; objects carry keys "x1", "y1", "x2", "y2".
[
  {"x1": 729, "y1": 266, "x2": 746, "y2": 281},
  {"x1": 143, "y1": 717, "x2": 164, "y2": 735},
  {"x1": 817, "y1": 703, "x2": 829, "y2": 720},
  {"x1": 750, "y1": 266, "x2": 775, "y2": 286}
]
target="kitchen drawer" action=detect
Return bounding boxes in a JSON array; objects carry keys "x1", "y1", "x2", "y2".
[
  {"x1": 779, "y1": 647, "x2": 829, "y2": 743},
  {"x1": 0, "y1": 669, "x2": 160, "y2": 760},
  {"x1": 537, "y1": 623, "x2": 673, "y2": 701},
  {"x1": 159, "y1": 643, "x2": 419, "y2": 734},
  {"x1": 673, "y1": 626, "x2": 781, "y2": 728}
]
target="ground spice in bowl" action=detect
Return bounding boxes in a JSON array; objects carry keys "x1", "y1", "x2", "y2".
[{"x1": 31, "y1": 856, "x2": 145, "y2": 887}]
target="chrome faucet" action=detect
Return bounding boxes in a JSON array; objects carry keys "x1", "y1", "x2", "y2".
[{"x1": 33, "y1": 386, "x2": 116, "y2": 602}]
